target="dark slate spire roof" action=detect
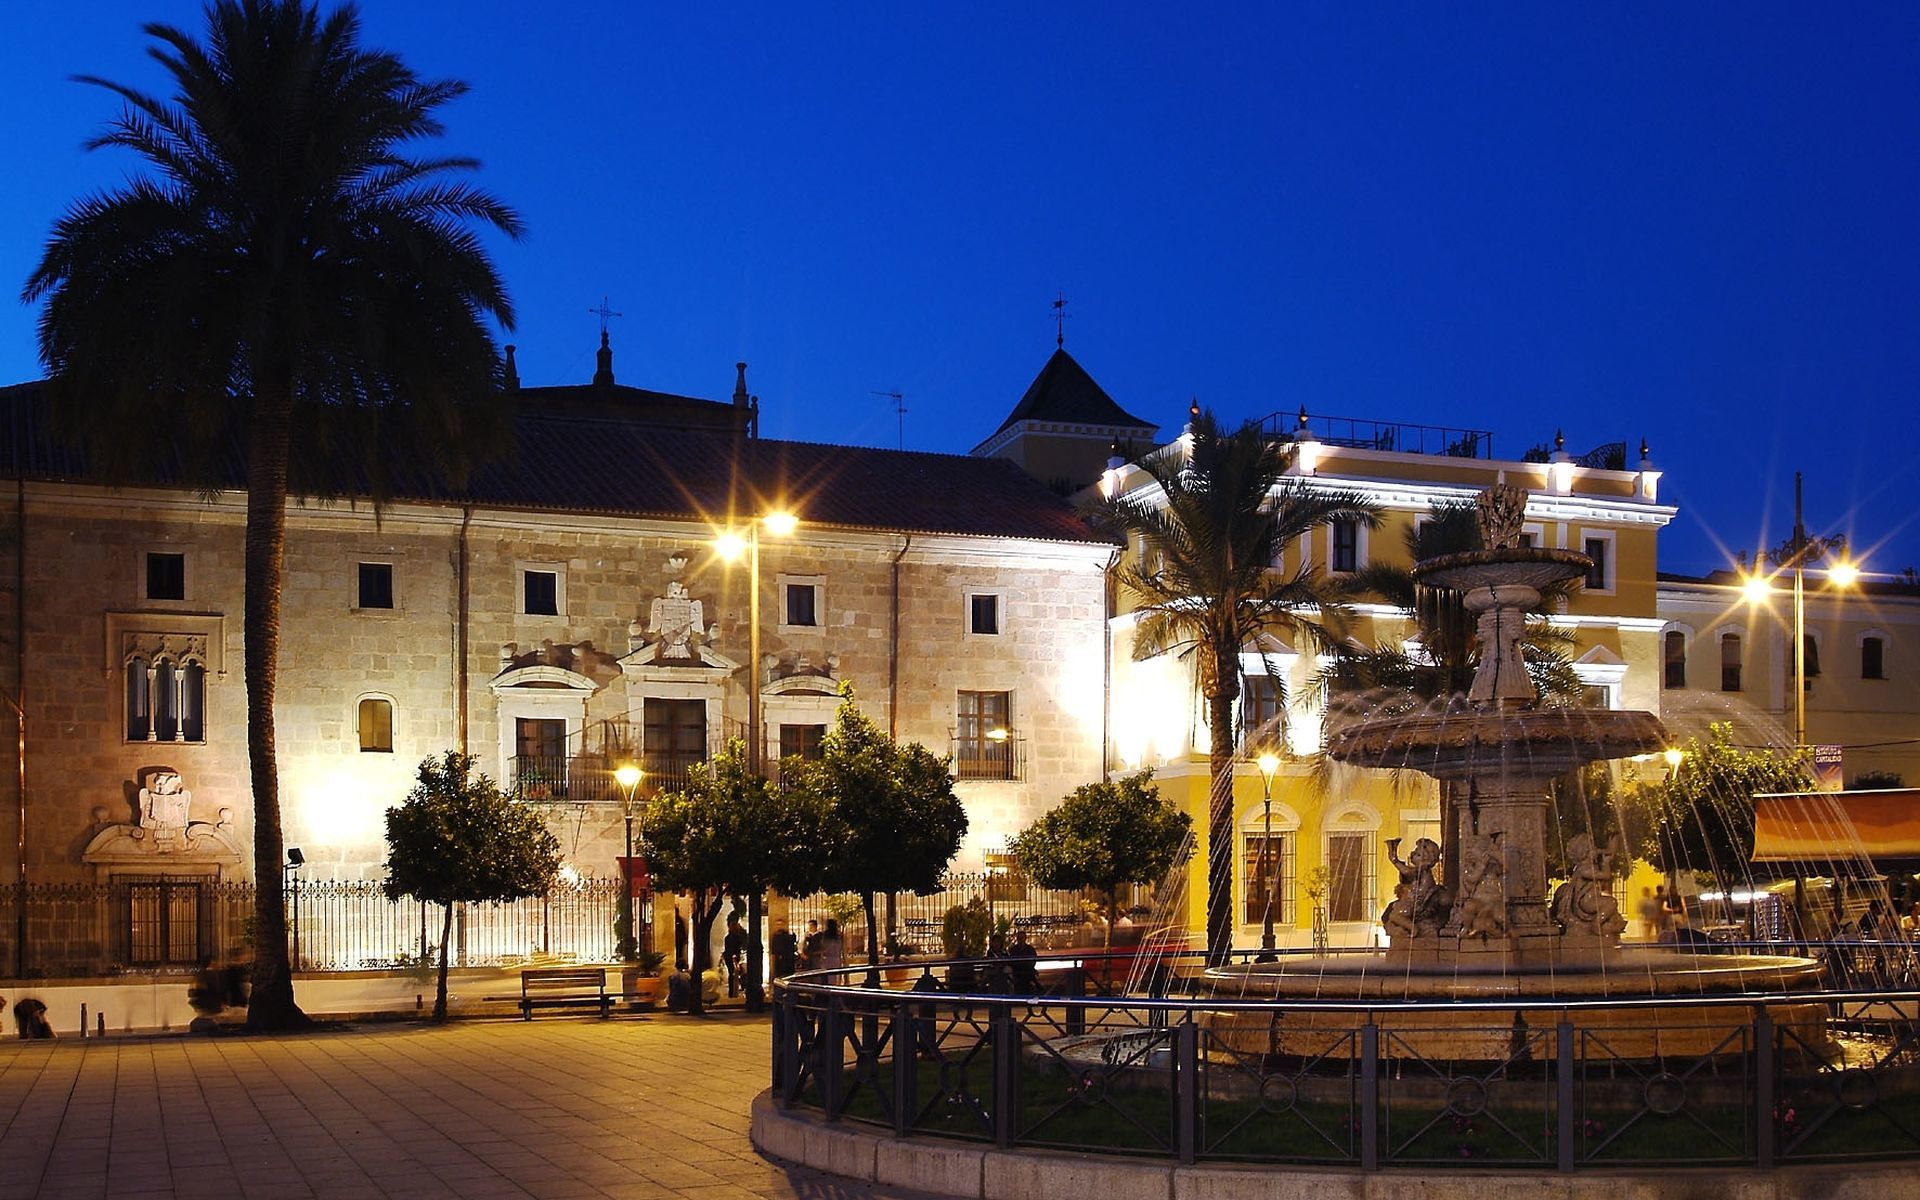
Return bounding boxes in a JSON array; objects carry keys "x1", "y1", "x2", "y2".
[{"x1": 988, "y1": 348, "x2": 1156, "y2": 437}]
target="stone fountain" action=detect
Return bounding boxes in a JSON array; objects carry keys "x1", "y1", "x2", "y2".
[{"x1": 1202, "y1": 483, "x2": 1823, "y2": 1055}]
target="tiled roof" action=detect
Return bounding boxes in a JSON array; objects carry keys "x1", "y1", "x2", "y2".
[
  {"x1": 0, "y1": 380, "x2": 1099, "y2": 544},
  {"x1": 987, "y1": 348, "x2": 1157, "y2": 438}
]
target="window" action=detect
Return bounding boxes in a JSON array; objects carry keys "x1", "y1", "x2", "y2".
[
  {"x1": 126, "y1": 655, "x2": 206, "y2": 743},
  {"x1": 1330, "y1": 518, "x2": 1359, "y2": 574},
  {"x1": 1803, "y1": 635, "x2": 1821, "y2": 680},
  {"x1": 1863, "y1": 637, "x2": 1886, "y2": 681},
  {"x1": 124, "y1": 878, "x2": 206, "y2": 967},
  {"x1": 146, "y1": 552, "x2": 185, "y2": 601},
  {"x1": 779, "y1": 723, "x2": 826, "y2": 762},
  {"x1": 783, "y1": 582, "x2": 819, "y2": 628},
  {"x1": 522, "y1": 569, "x2": 559, "y2": 616},
  {"x1": 1242, "y1": 831, "x2": 1295, "y2": 925},
  {"x1": 358, "y1": 698, "x2": 394, "y2": 753},
  {"x1": 1326, "y1": 833, "x2": 1373, "y2": 924},
  {"x1": 1663, "y1": 631, "x2": 1687, "y2": 689},
  {"x1": 956, "y1": 690, "x2": 1014, "y2": 780},
  {"x1": 357, "y1": 563, "x2": 394, "y2": 610},
  {"x1": 1243, "y1": 676, "x2": 1282, "y2": 741},
  {"x1": 513, "y1": 717, "x2": 567, "y2": 796},
  {"x1": 1720, "y1": 634, "x2": 1742, "y2": 692},
  {"x1": 968, "y1": 593, "x2": 1001, "y2": 636},
  {"x1": 1518, "y1": 532, "x2": 1537, "y2": 548},
  {"x1": 1583, "y1": 537, "x2": 1609, "y2": 590},
  {"x1": 643, "y1": 698, "x2": 707, "y2": 786}
]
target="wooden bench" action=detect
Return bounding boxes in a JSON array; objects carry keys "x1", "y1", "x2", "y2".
[{"x1": 503, "y1": 967, "x2": 612, "y2": 1020}]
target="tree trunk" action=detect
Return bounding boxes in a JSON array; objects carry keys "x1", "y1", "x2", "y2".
[
  {"x1": 745, "y1": 890, "x2": 765, "y2": 1013},
  {"x1": 861, "y1": 890, "x2": 882, "y2": 989},
  {"x1": 244, "y1": 386, "x2": 306, "y2": 1030},
  {"x1": 1206, "y1": 685, "x2": 1239, "y2": 967},
  {"x1": 687, "y1": 889, "x2": 720, "y2": 1016},
  {"x1": 433, "y1": 902, "x2": 454, "y2": 1023}
]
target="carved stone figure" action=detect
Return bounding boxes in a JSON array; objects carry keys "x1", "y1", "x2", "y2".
[
  {"x1": 1382, "y1": 836, "x2": 1451, "y2": 939},
  {"x1": 138, "y1": 770, "x2": 192, "y2": 850},
  {"x1": 646, "y1": 581, "x2": 706, "y2": 660},
  {"x1": 1456, "y1": 834, "x2": 1509, "y2": 940},
  {"x1": 1475, "y1": 482, "x2": 1531, "y2": 551},
  {"x1": 1551, "y1": 832, "x2": 1627, "y2": 938}
]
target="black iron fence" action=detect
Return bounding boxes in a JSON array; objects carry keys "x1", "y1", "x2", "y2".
[
  {"x1": 784, "y1": 873, "x2": 1151, "y2": 959},
  {"x1": 773, "y1": 950, "x2": 1920, "y2": 1172},
  {"x1": 0, "y1": 878, "x2": 622, "y2": 977}
]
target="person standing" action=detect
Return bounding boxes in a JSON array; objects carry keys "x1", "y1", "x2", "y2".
[
  {"x1": 817, "y1": 919, "x2": 845, "y2": 970},
  {"x1": 800, "y1": 919, "x2": 822, "y2": 970},
  {"x1": 770, "y1": 920, "x2": 799, "y2": 979},
  {"x1": 723, "y1": 917, "x2": 747, "y2": 997}
]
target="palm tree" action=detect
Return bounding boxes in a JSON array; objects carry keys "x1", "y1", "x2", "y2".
[
  {"x1": 23, "y1": 0, "x2": 521, "y2": 1028},
  {"x1": 1096, "y1": 409, "x2": 1380, "y2": 965}
]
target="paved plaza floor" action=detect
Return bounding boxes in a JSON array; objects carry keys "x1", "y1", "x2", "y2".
[{"x1": 0, "y1": 1013, "x2": 937, "y2": 1200}]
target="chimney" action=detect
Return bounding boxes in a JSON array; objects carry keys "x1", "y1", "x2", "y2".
[
  {"x1": 503, "y1": 344, "x2": 520, "y2": 391},
  {"x1": 734, "y1": 362, "x2": 749, "y2": 408}
]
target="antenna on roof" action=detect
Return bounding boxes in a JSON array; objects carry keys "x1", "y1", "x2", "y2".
[
  {"x1": 873, "y1": 390, "x2": 906, "y2": 449},
  {"x1": 1051, "y1": 291, "x2": 1071, "y2": 348}
]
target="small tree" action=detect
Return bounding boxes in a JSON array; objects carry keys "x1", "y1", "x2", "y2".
[
  {"x1": 1010, "y1": 771, "x2": 1194, "y2": 949},
  {"x1": 1624, "y1": 723, "x2": 1814, "y2": 891},
  {"x1": 384, "y1": 752, "x2": 560, "y2": 1022},
  {"x1": 795, "y1": 686, "x2": 967, "y2": 970},
  {"x1": 643, "y1": 740, "x2": 829, "y2": 1014}
]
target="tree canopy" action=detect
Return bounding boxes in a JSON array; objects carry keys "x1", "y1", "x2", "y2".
[
  {"x1": 1624, "y1": 723, "x2": 1814, "y2": 887},
  {"x1": 791, "y1": 686, "x2": 967, "y2": 967},
  {"x1": 1010, "y1": 771, "x2": 1193, "y2": 947},
  {"x1": 384, "y1": 752, "x2": 559, "y2": 1020}
]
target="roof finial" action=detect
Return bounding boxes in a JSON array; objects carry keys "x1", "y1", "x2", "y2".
[
  {"x1": 589, "y1": 296, "x2": 622, "y2": 387},
  {"x1": 734, "y1": 362, "x2": 749, "y2": 408},
  {"x1": 1051, "y1": 291, "x2": 1070, "y2": 348},
  {"x1": 503, "y1": 344, "x2": 519, "y2": 392}
]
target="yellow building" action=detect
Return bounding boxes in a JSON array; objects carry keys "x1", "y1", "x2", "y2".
[{"x1": 1093, "y1": 412, "x2": 1675, "y2": 947}]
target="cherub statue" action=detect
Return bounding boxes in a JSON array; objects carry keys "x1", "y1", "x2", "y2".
[
  {"x1": 1551, "y1": 832, "x2": 1627, "y2": 938},
  {"x1": 1456, "y1": 834, "x2": 1509, "y2": 940},
  {"x1": 1382, "y1": 836, "x2": 1450, "y2": 939}
]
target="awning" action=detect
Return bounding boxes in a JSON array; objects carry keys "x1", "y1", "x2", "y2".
[{"x1": 1751, "y1": 789, "x2": 1920, "y2": 865}]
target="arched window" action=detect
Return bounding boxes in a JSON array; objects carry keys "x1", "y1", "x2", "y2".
[
  {"x1": 154, "y1": 660, "x2": 178, "y2": 741},
  {"x1": 126, "y1": 657, "x2": 150, "y2": 741},
  {"x1": 180, "y1": 663, "x2": 205, "y2": 742},
  {"x1": 1719, "y1": 634, "x2": 1742, "y2": 692},
  {"x1": 358, "y1": 697, "x2": 394, "y2": 753},
  {"x1": 1663, "y1": 630, "x2": 1687, "y2": 689}
]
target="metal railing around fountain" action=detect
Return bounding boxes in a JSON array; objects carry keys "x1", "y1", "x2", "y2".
[{"x1": 771, "y1": 946, "x2": 1920, "y2": 1172}]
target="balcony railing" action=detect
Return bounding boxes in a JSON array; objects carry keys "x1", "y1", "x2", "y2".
[
  {"x1": 511, "y1": 752, "x2": 710, "y2": 803},
  {"x1": 951, "y1": 733, "x2": 1026, "y2": 782}
]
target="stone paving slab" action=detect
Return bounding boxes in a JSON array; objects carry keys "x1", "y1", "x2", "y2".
[{"x1": 0, "y1": 1014, "x2": 941, "y2": 1200}]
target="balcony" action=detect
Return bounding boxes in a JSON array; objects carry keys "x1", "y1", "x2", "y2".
[
  {"x1": 951, "y1": 731, "x2": 1026, "y2": 782},
  {"x1": 510, "y1": 752, "x2": 709, "y2": 803},
  {"x1": 1259, "y1": 410, "x2": 1494, "y2": 459}
]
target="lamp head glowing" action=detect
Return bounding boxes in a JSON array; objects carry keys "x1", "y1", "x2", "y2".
[
  {"x1": 713, "y1": 530, "x2": 748, "y2": 562},
  {"x1": 1663, "y1": 748, "x2": 1685, "y2": 770},
  {"x1": 1741, "y1": 572, "x2": 1772, "y2": 604},
  {"x1": 985, "y1": 727, "x2": 1010, "y2": 742},
  {"x1": 1828, "y1": 560, "x2": 1860, "y2": 588},
  {"x1": 762, "y1": 510, "x2": 799, "y2": 537},
  {"x1": 614, "y1": 763, "x2": 642, "y2": 791},
  {"x1": 1256, "y1": 752, "x2": 1281, "y2": 779}
]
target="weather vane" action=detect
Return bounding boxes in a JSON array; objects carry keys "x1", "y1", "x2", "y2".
[
  {"x1": 1051, "y1": 291, "x2": 1070, "y2": 348},
  {"x1": 589, "y1": 295, "x2": 623, "y2": 337}
]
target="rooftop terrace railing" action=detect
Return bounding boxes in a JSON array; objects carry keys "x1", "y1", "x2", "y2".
[
  {"x1": 772, "y1": 944, "x2": 1920, "y2": 1172},
  {"x1": 1258, "y1": 410, "x2": 1496, "y2": 460}
]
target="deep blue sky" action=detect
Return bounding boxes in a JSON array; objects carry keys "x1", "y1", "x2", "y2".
[{"x1": 4, "y1": 4, "x2": 1917, "y2": 575}]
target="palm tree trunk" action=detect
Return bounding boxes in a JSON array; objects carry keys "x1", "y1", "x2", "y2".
[
  {"x1": 1207, "y1": 687, "x2": 1238, "y2": 966},
  {"x1": 244, "y1": 387, "x2": 306, "y2": 1030},
  {"x1": 433, "y1": 902, "x2": 454, "y2": 1023}
]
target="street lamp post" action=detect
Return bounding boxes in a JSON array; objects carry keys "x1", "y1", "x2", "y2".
[
  {"x1": 614, "y1": 762, "x2": 643, "y2": 962},
  {"x1": 1255, "y1": 752, "x2": 1281, "y2": 963},
  {"x1": 1741, "y1": 472, "x2": 1858, "y2": 748}
]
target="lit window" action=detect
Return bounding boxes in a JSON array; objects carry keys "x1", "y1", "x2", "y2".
[
  {"x1": 1663, "y1": 631, "x2": 1687, "y2": 689},
  {"x1": 146, "y1": 552, "x2": 185, "y2": 601},
  {"x1": 1863, "y1": 637, "x2": 1886, "y2": 680},
  {"x1": 969, "y1": 594, "x2": 1000, "y2": 636},
  {"x1": 1720, "y1": 634, "x2": 1742, "y2": 692},
  {"x1": 955, "y1": 691, "x2": 1014, "y2": 780},
  {"x1": 1243, "y1": 676, "x2": 1282, "y2": 740},
  {"x1": 358, "y1": 698, "x2": 394, "y2": 753},
  {"x1": 358, "y1": 563, "x2": 394, "y2": 610}
]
